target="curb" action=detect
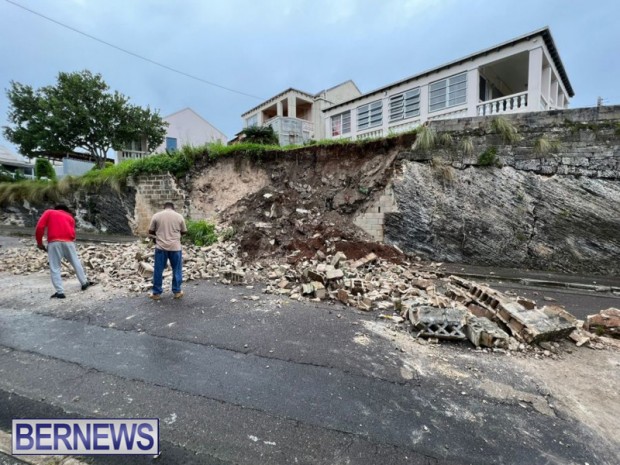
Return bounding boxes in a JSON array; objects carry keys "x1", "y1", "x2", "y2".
[{"x1": 442, "y1": 272, "x2": 620, "y2": 294}]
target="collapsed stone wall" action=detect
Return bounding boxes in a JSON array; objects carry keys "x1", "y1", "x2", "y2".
[{"x1": 1, "y1": 106, "x2": 618, "y2": 274}]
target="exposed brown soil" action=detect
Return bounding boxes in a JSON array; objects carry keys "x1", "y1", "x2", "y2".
[{"x1": 211, "y1": 136, "x2": 417, "y2": 263}]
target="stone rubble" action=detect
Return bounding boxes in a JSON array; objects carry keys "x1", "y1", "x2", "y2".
[
  {"x1": 0, "y1": 239, "x2": 614, "y2": 351},
  {"x1": 584, "y1": 307, "x2": 620, "y2": 338}
]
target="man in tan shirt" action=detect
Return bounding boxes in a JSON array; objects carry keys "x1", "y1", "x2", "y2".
[{"x1": 148, "y1": 202, "x2": 187, "y2": 300}]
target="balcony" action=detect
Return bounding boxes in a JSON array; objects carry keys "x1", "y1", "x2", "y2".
[
  {"x1": 264, "y1": 117, "x2": 314, "y2": 146},
  {"x1": 118, "y1": 149, "x2": 150, "y2": 163},
  {"x1": 477, "y1": 92, "x2": 528, "y2": 116}
]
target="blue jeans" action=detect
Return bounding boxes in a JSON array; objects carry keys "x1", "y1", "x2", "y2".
[{"x1": 152, "y1": 249, "x2": 183, "y2": 295}]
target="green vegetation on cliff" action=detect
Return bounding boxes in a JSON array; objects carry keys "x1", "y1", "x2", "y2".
[{"x1": 0, "y1": 130, "x2": 420, "y2": 205}]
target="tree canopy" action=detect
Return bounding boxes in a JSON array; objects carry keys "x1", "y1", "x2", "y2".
[
  {"x1": 34, "y1": 158, "x2": 56, "y2": 180},
  {"x1": 3, "y1": 70, "x2": 167, "y2": 167}
]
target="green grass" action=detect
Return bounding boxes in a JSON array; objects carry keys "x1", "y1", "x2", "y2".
[
  {"x1": 533, "y1": 135, "x2": 562, "y2": 155},
  {"x1": 459, "y1": 136, "x2": 475, "y2": 156},
  {"x1": 412, "y1": 125, "x2": 436, "y2": 151},
  {"x1": 490, "y1": 117, "x2": 520, "y2": 144},
  {"x1": 0, "y1": 132, "x2": 420, "y2": 205},
  {"x1": 0, "y1": 179, "x2": 61, "y2": 205}
]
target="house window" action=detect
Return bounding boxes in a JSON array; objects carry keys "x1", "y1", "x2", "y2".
[
  {"x1": 246, "y1": 114, "x2": 258, "y2": 127},
  {"x1": 331, "y1": 111, "x2": 351, "y2": 136},
  {"x1": 166, "y1": 137, "x2": 177, "y2": 152},
  {"x1": 429, "y1": 72, "x2": 467, "y2": 112},
  {"x1": 125, "y1": 139, "x2": 144, "y2": 152},
  {"x1": 357, "y1": 100, "x2": 382, "y2": 131},
  {"x1": 389, "y1": 88, "x2": 420, "y2": 122}
]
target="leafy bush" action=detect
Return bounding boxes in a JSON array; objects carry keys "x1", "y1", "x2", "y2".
[
  {"x1": 239, "y1": 126, "x2": 279, "y2": 145},
  {"x1": 0, "y1": 166, "x2": 16, "y2": 183},
  {"x1": 184, "y1": 219, "x2": 218, "y2": 247},
  {"x1": 35, "y1": 158, "x2": 57, "y2": 180},
  {"x1": 477, "y1": 146, "x2": 499, "y2": 167}
]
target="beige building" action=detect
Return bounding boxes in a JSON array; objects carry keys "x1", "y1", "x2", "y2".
[{"x1": 240, "y1": 80, "x2": 361, "y2": 145}]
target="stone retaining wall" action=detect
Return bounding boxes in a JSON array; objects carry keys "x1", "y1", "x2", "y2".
[
  {"x1": 382, "y1": 106, "x2": 620, "y2": 275},
  {"x1": 128, "y1": 174, "x2": 187, "y2": 235}
]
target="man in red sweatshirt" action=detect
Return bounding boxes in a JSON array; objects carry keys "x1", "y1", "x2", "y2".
[{"x1": 35, "y1": 205, "x2": 94, "y2": 299}]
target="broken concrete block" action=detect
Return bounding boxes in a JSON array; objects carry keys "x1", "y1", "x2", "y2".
[
  {"x1": 409, "y1": 306, "x2": 468, "y2": 340},
  {"x1": 357, "y1": 299, "x2": 372, "y2": 311},
  {"x1": 306, "y1": 270, "x2": 325, "y2": 284},
  {"x1": 467, "y1": 304, "x2": 489, "y2": 318},
  {"x1": 449, "y1": 276, "x2": 576, "y2": 343},
  {"x1": 301, "y1": 283, "x2": 314, "y2": 295},
  {"x1": 585, "y1": 307, "x2": 620, "y2": 337},
  {"x1": 326, "y1": 268, "x2": 344, "y2": 281},
  {"x1": 517, "y1": 297, "x2": 537, "y2": 310},
  {"x1": 410, "y1": 278, "x2": 433, "y2": 290},
  {"x1": 312, "y1": 281, "x2": 327, "y2": 300},
  {"x1": 331, "y1": 251, "x2": 347, "y2": 268},
  {"x1": 222, "y1": 270, "x2": 245, "y2": 284},
  {"x1": 352, "y1": 253, "x2": 378, "y2": 269},
  {"x1": 374, "y1": 301, "x2": 395, "y2": 311},
  {"x1": 569, "y1": 328, "x2": 594, "y2": 347},
  {"x1": 465, "y1": 315, "x2": 509, "y2": 348},
  {"x1": 137, "y1": 261, "x2": 154, "y2": 277},
  {"x1": 337, "y1": 288, "x2": 349, "y2": 304},
  {"x1": 277, "y1": 279, "x2": 291, "y2": 289}
]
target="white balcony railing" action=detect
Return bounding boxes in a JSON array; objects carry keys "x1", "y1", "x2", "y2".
[
  {"x1": 477, "y1": 92, "x2": 528, "y2": 116},
  {"x1": 388, "y1": 119, "x2": 421, "y2": 135},
  {"x1": 264, "y1": 116, "x2": 314, "y2": 145},
  {"x1": 118, "y1": 149, "x2": 150, "y2": 163},
  {"x1": 356, "y1": 128, "x2": 384, "y2": 140}
]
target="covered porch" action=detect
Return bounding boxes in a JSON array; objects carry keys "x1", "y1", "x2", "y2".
[
  {"x1": 475, "y1": 48, "x2": 571, "y2": 116},
  {"x1": 258, "y1": 92, "x2": 315, "y2": 145}
]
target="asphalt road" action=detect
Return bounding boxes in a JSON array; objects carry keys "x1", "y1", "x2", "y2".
[{"x1": 0, "y1": 275, "x2": 618, "y2": 465}]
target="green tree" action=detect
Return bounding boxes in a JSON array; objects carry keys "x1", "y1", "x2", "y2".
[
  {"x1": 239, "y1": 125, "x2": 279, "y2": 145},
  {"x1": 3, "y1": 70, "x2": 167, "y2": 167},
  {"x1": 34, "y1": 158, "x2": 57, "y2": 180}
]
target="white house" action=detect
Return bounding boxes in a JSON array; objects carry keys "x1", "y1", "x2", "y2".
[
  {"x1": 0, "y1": 145, "x2": 34, "y2": 178},
  {"x1": 324, "y1": 27, "x2": 574, "y2": 140},
  {"x1": 240, "y1": 80, "x2": 361, "y2": 145},
  {"x1": 117, "y1": 107, "x2": 227, "y2": 162}
]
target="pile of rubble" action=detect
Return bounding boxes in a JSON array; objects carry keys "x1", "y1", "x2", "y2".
[
  {"x1": 0, "y1": 239, "x2": 248, "y2": 293},
  {"x1": 1, "y1": 239, "x2": 617, "y2": 351}
]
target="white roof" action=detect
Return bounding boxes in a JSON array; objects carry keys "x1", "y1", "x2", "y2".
[{"x1": 0, "y1": 145, "x2": 31, "y2": 167}]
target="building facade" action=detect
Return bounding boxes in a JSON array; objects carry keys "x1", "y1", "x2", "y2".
[
  {"x1": 117, "y1": 108, "x2": 227, "y2": 163},
  {"x1": 323, "y1": 27, "x2": 574, "y2": 140},
  {"x1": 240, "y1": 81, "x2": 361, "y2": 145}
]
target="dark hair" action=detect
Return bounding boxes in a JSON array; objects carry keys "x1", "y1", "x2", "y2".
[
  {"x1": 164, "y1": 202, "x2": 174, "y2": 209},
  {"x1": 54, "y1": 204, "x2": 72, "y2": 213}
]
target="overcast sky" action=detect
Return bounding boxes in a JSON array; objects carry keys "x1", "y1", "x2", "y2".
[{"x1": 1, "y1": 0, "x2": 619, "y2": 154}]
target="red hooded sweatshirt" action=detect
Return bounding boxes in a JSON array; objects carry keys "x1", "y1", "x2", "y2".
[{"x1": 35, "y1": 209, "x2": 76, "y2": 246}]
